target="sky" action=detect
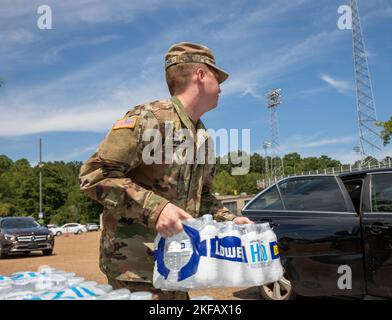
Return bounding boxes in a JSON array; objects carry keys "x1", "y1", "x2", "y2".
[{"x1": 0, "y1": 0, "x2": 391, "y2": 167}]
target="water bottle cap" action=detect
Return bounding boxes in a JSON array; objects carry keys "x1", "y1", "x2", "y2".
[
  {"x1": 67, "y1": 277, "x2": 85, "y2": 286},
  {"x1": 97, "y1": 284, "x2": 113, "y2": 293},
  {"x1": 130, "y1": 291, "x2": 153, "y2": 300},
  {"x1": 202, "y1": 214, "x2": 213, "y2": 221},
  {"x1": 242, "y1": 223, "x2": 257, "y2": 231},
  {"x1": 113, "y1": 288, "x2": 131, "y2": 295},
  {"x1": 63, "y1": 272, "x2": 76, "y2": 279},
  {"x1": 80, "y1": 281, "x2": 97, "y2": 287}
]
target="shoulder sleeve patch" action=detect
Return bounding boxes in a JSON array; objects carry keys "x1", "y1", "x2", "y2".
[{"x1": 113, "y1": 116, "x2": 138, "y2": 130}]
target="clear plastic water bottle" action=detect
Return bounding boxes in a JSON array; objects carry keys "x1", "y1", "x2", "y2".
[
  {"x1": 67, "y1": 277, "x2": 85, "y2": 287},
  {"x1": 217, "y1": 221, "x2": 244, "y2": 287},
  {"x1": 96, "y1": 284, "x2": 113, "y2": 293},
  {"x1": 190, "y1": 295, "x2": 214, "y2": 300},
  {"x1": 98, "y1": 288, "x2": 131, "y2": 300},
  {"x1": 241, "y1": 224, "x2": 264, "y2": 286},
  {"x1": 260, "y1": 223, "x2": 283, "y2": 284},
  {"x1": 161, "y1": 219, "x2": 198, "y2": 290},
  {"x1": 79, "y1": 281, "x2": 98, "y2": 287},
  {"x1": 130, "y1": 291, "x2": 153, "y2": 300},
  {"x1": 0, "y1": 284, "x2": 13, "y2": 299},
  {"x1": 194, "y1": 214, "x2": 219, "y2": 288},
  {"x1": 10, "y1": 272, "x2": 40, "y2": 293}
]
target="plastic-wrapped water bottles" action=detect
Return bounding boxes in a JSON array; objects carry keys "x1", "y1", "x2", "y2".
[
  {"x1": 216, "y1": 221, "x2": 244, "y2": 287},
  {"x1": 241, "y1": 224, "x2": 265, "y2": 286},
  {"x1": 194, "y1": 214, "x2": 219, "y2": 287},
  {"x1": 154, "y1": 218, "x2": 200, "y2": 291},
  {"x1": 261, "y1": 224, "x2": 284, "y2": 284},
  {"x1": 0, "y1": 266, "x2": 153, "y2": 300},
  {"x1": 153, "y1": 215, "x2": 284, "y2": 290},
  {"x1": 98, "y1": 288, "x2": 131, "y2": 300},
  {"x1": 130, "y1": 291, "x2": 153, "y2": 300}
]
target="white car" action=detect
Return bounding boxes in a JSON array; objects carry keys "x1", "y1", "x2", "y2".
[
  {"x1": 54, "y1": 223, "x2": 88, "y2": 236},
  {"x1": 47, "y1": 224, "x2": 62, "y2": 236},
  {"x1": 85, "y1": 223, "x2": 100, "y2": 232}
]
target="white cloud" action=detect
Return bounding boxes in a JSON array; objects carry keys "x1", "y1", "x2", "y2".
[
  {"x1": 44, "y1": 35, "x2": 121, "y2": 63},
  {"x1": 277, "y1": 134, "x2": 357, "y2": 154},
  {"x1": 320, "y1": 74, "x2": 353, "y2": 93},
  {"x1": 222, "y1": 30, "x2": 342, "y2": 98},
  {"x1": 301, "y1": 136, "x2": 357, "y2": 148}
]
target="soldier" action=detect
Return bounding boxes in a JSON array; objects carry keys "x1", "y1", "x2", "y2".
[{"x1": 79, "y1": 42, "x2": 252, "y2": 300}]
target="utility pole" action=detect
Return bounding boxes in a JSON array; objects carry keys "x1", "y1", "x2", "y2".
[{"x1": 38, "y1": 138, "x2": 44, "y2": 222}]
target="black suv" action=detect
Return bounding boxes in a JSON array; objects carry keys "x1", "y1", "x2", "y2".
[
  {"x1": 0, "y1": 217, "x2": 54, "y2": 258},
  {"x1": 242, "y1": 168, "x2": 392, "y2": 300}
]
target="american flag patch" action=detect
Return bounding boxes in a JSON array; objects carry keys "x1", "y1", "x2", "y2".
[{"x1": 113, "y1": 116, "x2": 138, "y2": 130}]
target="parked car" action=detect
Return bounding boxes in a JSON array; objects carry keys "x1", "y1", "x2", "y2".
[
  {"x1": 0, "y1": 216, "x2": 54, "y2": 258},
  {"x1": 47, "y1": 224, "x2": 62, "y2": 236},
  {"x1": 242, "y1": 168, "x2": 392, "y2": 300},
  {"x1": 55, "y1": 223, "x2": 88, "y2": 236},
  {"x1": 85, "y1": 223, "x2": 100, "y2": 232}
]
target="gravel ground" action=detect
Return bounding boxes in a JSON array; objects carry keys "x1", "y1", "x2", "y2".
[{"x1": 0, "y1": 231, "x2": 263, "y2": 300}]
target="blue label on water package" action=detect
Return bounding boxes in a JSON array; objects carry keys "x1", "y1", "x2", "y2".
[
  {"x1": 210, "y1": 236, "x2": 243, "y2": 262},
  {"x1": 270, "y1": 241, "x2": 280, "y2": 259}
]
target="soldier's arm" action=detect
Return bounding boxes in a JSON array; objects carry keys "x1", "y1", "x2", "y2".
[
  {"x1": 199, "y1": 163, "x2": 239, "y2": 221},
  {"x1": 79, "y1": 109, "x2": 169, "y2": 228}
]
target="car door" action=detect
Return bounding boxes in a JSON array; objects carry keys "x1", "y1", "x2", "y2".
[
  {"x1": 63, "y1": 224, "x2": 72, "y2": 233},
  {"x1": 243, "y1": 175, "x2": 365, "y2": 297},
  {"x1": 361, "y1": 172, "x2": 392, "y2": 298}
]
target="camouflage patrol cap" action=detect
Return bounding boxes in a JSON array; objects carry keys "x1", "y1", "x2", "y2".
[{"x1": 165, "y1": 42, "x2": 229, "y2": 84}]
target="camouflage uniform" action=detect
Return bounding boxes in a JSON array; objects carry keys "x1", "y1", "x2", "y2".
[{"x1": 79, "y1": 96, "x2": 238, "y2": 297}]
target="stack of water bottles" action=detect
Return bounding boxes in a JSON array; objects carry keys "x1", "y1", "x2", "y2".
[
  {"x1": 0, "y1": 266, "x2": 153, "y2": 300},
  {"x1": 153, "y1": 215, "x2": 284, "y2": 291}
]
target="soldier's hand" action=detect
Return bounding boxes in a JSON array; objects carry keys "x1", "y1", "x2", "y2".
[
  {"x1": 233, "y1": 217, "x2": 254, "y2": 225},
  {"x1": 156, "y1": 203, "x2": 193, "y2": 238}
]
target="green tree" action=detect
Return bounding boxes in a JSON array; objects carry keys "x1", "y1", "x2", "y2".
[
  {"x1": 0, "y1": 203, "x2": 16, "y2": 217},
  {"x1": 212, "y1": 171, "x2": 237, "y2": 195},
  {"x1": 234, "y1": 172, "x2": 262, "y2": 195},
  {"x1": 0, "y1": 155, "x2": 13, "y2": 175},
  {"x1": 283, "y1": 152, "x2": 301, "y2": 174},
  {"x1": 250, "y1": 153, "x2": 264, "y2": 174},
  {"x1": 377, "y1": 116, "x2": 392, "y2": 146}
]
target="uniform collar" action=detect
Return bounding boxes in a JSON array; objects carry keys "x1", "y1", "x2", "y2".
[
  {"x1": 171, "y1": 96, "x2": 196, "y2": 133},
  {"x1": 171, "y1": 96, "x2": 209, "y2": 144}
]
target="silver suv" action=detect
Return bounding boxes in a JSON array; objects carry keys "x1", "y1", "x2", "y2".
[{"x1": 0, "y1": 217, "x2": 54, "y2": 258}]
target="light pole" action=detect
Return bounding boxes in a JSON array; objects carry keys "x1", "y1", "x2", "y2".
[
  {"x1": 38, "y1": 138, "x2": 44, "y2": 222},
  {"x1": 263, "y1": 141, "x2": 272, "y2": 184},
  {"x1": 266, "y1": 88, "x2": 283, "y2": 178},
  {"x1": 353, "y1": 146, "x2": 361, "y2": 169}
]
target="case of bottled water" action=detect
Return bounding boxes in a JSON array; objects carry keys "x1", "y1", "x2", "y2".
[
  {"x1": 153, "y1": 215, "x2": 284, "y2": 291},
  {"x1": 0, "y1": 267, "x2": 152, "y2": 300}
]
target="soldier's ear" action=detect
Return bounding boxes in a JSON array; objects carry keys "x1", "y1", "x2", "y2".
[{"x1": 195, "y1": 67, "x2": 206, "y2": 83}]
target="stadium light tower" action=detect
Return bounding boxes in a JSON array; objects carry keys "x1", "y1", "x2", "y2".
[
  {"x1": 351, "y1": 0, "x2": 383, "y2": 163},
  {"x1": 266, "y1": 88, "x2": 283, "y2": 177}
]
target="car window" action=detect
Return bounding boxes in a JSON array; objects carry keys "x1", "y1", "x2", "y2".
[
  {"x1": 1, "y1": 219, "x2": 40, "y2": 229},
  {"x1": 371, "y1": 173, "x2": 392, "y2": 213},
  {"x1": 278, "y1": 176, "x2": 348, "y2": 212},
  {"x1": 224, "y1": 201, "x2": 238, "y2": 214},
  {"x1": 343, "y1": 179, "x2": 363, "y2": 213},
  {"x1": 246, "y1": 186, "x2": 284, "y2": 210}
]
